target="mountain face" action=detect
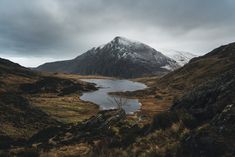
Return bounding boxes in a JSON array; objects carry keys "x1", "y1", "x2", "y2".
[
  {"x1": 160, "y1": 49, "x2": 197, "y2": 66},
  {"x1": 36, "y1": 37, "x2": 180, "y2": 78}
]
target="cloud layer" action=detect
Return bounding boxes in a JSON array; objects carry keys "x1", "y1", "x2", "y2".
[{"x1": 0, "y1": 0, "x2": 235, "y2": 66}]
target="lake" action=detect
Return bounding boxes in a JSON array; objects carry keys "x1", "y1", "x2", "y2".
[{"x1": 80, "y1": 79, "x2": 147, "y2": 114}]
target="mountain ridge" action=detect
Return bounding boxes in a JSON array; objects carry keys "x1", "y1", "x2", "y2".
[{"x1": 36, "y1": 36, "x2": 180, "y2": 78}]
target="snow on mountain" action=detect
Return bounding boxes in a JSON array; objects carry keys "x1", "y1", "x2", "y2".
[
  {"x1": 98, "y1": 37, "x2": 179, "y2": 67},
  {"x1": 37, "y1": 37, "x2": 180, "y2": 78},
  {"x1": 160, "y1": 49, "x2": 197, "y2": 66}
]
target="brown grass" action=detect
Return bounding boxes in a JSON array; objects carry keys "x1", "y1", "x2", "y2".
[
  {"x1": 52, "y1": 73, "x2": 114, "y2": 81},
  {"x1": 0, "y1": 123, "x2": 37, "y2": 139},
  {"x1": 40, "y1": 143, "x2": 92, "y2": 157},
  {"x1": 28, "y1": 93, "x2": 99, "y2": 123},
  {"x1": 128, "y1": 54, "x2": 235, "y2": 120}
]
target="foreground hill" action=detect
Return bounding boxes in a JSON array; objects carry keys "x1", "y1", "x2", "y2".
[
  {"x1": 0, "y1": 58, "x2": 99, "y2": 147},
  {"x1": 36, "y1": 36, "x2": 180, "y2": 78}
]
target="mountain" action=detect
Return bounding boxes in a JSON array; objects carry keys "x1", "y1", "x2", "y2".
[
  {"x1": 160, "y1": 49, "x2": 197, "y2": 66},
  {"x1": 36, "y1": 36, "x2": 180, "y2": 78}
]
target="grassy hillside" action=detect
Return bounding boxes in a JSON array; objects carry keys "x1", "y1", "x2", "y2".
[
  {"x1": 120, "y1": 42, "x2": 235, "y2": 119},
  {"x1": 0, "y1": 58, "x2": 99, "y2": 143}
]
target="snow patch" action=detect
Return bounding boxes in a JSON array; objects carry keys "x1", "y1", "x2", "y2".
[
  {"x1": 161, "y1": 65, "x2": 172, "y2": 70},
  {"x1": 160, "y1": 49, "x2": 197, "y2": 66},
  {"x1": 115, "y1": 36, "x2": 142, "y2": 45}
]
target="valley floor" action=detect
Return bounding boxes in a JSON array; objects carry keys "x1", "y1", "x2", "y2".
[
  {"x1": 31, "y1": 73, "x2": 178, "y2": 124},
  {"x1": 27, "y1": 93, "x2": 99, "y2": 123}
]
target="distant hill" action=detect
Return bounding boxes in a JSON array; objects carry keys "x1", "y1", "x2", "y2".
[
  {"x1": 0, "y1": 57, "x2": 36, "y2": 77},
  {"x1": 36, "y1": 36, "x2": 180, "y2": 78}
]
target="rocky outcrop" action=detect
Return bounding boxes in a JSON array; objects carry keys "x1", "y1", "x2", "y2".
[
  {"x1": 30, "y1": 109, "x2": 126, "y2": 147},
  {"x1": 171, "y1": 69, "x2": 235, "y2": 124},
  {"x1": 170, "y1": 69, "x2": 235, "y2": 157},
  {"x1": 178, "y1": 104, "x2": 235, "y2": 157}
]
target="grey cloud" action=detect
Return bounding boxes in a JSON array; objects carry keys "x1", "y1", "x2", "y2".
[{"x1": 0, "y1": 0, "x2": 235, "y2": 63}]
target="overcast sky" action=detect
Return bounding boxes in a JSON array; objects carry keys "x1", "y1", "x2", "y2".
[{"x1": 0, "y1": 0, "x2": 235, "y2": 67}]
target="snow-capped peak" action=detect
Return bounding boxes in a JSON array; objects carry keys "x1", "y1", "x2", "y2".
[
  {"x1": 88, "y1": 37, "x2": 180, "y2": 70},
  {"x1": 160, "y1": 49, "x2": 197, "y2": 66},
  {"x1": 37, "y1": 36, "x2": 182, "y2": 78},
  {"x1": 112, "y1": 36, "x2": 142, "y2": 46},
  {"x1": 104, "y1": 36, "x2": 154, "y2": 50}
]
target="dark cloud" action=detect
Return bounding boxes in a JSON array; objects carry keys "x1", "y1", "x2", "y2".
[{"x1": 0, "y1": 0, "x2": 234, "y2": 66}]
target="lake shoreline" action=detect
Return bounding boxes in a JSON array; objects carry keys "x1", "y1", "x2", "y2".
[{"x1": 80, "y1": 78, "x2": 147, "y2": 114}]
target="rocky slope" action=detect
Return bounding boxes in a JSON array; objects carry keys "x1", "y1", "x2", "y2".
[
  {"x1": 36, "y1": 37, "x2": 180, "y2": 78},
  {"x1": 171, "y1": 68, "x2": 235, "y2": 157},
  {"x1": 135, "y1": 42, "x2": 235, "y2": 156}
]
